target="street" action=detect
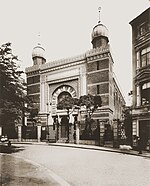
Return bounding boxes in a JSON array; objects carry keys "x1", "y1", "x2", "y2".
[{"x1": 0, "y1": 143, "x2": 150, "y2": 186}]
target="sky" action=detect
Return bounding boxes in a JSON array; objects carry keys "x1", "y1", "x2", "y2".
[{"x1": 0, "y1": 0, "x2": 149, "y2": 105}]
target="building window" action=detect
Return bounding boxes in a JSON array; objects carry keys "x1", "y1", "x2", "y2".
[
  {"x1": 97, "y1": 85, "x2": 100, "y2": 94},
  {"x1": 140, "y1": 46, "x2": 150, "y2": 67},
  {"x1": 141, "y1": 82, "x2": 150, "y2": 105},
  {"x1": 97, "y1": 61, "x2": 99, "y2": 70},
  {"x1": 138, "y1": 22, "x2": 149, "y2": 36}
]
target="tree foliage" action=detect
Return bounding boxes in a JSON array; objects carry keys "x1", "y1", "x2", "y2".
[
  {"x1": 57, "y1": 94, "x2": 102, "y2": 117},
  {"x1": 79, "y1": 94, "x2": 102, "y2": 118},
  {"x1": 57, "y1": 94, "x2": 102, "y2": 139},
  {"x1": 0, "y1": 43, "x2": 30, "y2": 127},
  {"x1": 57, "y1": 95, "x2": 79, "y2": 114}
]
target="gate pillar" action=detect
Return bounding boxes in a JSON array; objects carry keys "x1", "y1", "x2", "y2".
[
  {"x1": 113, "y1": 119, "x2": 119, "y2": 148},
  {"x1": 37, "y1": 125, "x2": 41, "y2": 142},
  {"x1": 17, "y1": 124, "x2": 22, "y2": 142},
  {"x1": 37, "y1": 118, "x2": 42, "y2": 142},
  {"x1": 99, "y1": 120, "x2": 105, "y2": 146}
]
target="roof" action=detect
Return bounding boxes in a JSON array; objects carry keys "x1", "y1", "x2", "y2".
[{"x1": 129, "y1": 7, "x2": 150, "y2": 25}]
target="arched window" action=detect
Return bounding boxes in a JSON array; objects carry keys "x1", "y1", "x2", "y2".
[{"x1": 57, "y1": 92, "x2": 71, "y2": 104}]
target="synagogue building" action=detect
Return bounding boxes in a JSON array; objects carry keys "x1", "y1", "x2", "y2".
[{"x1": 25, "y1": 15, "x2": 125, "y2": 146}]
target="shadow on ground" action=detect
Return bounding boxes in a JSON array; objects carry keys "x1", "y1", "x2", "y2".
[{"x1": 0, "y1": 144, "x2": 25, "y2": 154}]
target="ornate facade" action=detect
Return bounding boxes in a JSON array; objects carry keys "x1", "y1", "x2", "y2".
[
  {"x1": 129, "y1": 8, "x2": 150, "y2": 150},
  {"x1": 25, "y1": 18, "x2": 125, "y2": 146}
]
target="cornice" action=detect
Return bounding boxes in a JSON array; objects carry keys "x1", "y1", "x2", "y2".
[
  {"x1": 134, "y1": 32, "x2": 150, "y2": 49},
  {"x1": 41, "y1": 54, "x2": 86, "y2": 71},
  {"x1": 25, "y1": 46, "x2": 111, "y2": 74}
]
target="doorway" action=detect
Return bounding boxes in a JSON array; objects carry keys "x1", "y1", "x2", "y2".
[
  {"x1": 60, "y1": 116, "x2": 69, "y2": 139},
  {"x1": 139, "y1": 120, "x2": 150, "y2": 150}
]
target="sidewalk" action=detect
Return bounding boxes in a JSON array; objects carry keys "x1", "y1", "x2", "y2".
[
  {"x1": 10, "y1": 141, "x2": 150, "y2": 159},
  {"x1": 47, "y1": 142, "x2": 150, "y2": 159}
]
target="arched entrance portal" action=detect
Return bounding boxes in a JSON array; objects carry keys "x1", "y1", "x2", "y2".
[{"x1": 52, "y1": 85, "x2": 77, "y2": 143}]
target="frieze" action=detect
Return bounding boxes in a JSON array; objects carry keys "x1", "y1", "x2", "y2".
[
  {"x1": 26, "y1": 70, "x2": 40, "y2": 77},
  {"x1": 47, "y1": 76, "x2": 78, "y2": 84},
  {"x1": 86, "y1": 53, "x2": 109, "y2": 62}
]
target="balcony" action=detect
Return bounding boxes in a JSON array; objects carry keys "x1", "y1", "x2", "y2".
[{"x1": 132, "y1": 104, "x2": 150, "y2": 117}]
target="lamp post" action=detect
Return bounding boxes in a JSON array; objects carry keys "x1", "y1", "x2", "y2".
[{"x1": 46, "y1": 102, "x2": 52, "y2": 142}]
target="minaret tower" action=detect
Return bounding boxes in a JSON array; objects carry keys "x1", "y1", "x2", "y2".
[
  {"x1": 91, "y1": 7, "x2": 109, "y2": 48},
  {"x1": 32, "y1": 34, "x2": 46, "y2": 66}
]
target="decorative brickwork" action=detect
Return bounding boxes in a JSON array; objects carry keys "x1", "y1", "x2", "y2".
[
  {"x1": 101, "y1": 95, "x2": 109, "y2": 106},
  {"x1": 87, "y1": 59, "x2": 109, "y2": 72},
  {"x1": 87, "y1": 70, "x2": 109, "y2": 84},
  {"x1": 27, "y1": 75, "x2": 40, "y2": 85},
  {"x1": 27, "y1": 84, "x2": 40, "y2": 94},
  {"x1": 98, "y1": 83, "x2": 109, "y2": 94}
]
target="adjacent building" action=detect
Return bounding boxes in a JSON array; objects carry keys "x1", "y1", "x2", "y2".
[
  {"x1": 129, "y1": 7, "x2": 150, "y2": 150},
  {"x1": 25, "y1": 16, "x2": 125, "y2": 146}
]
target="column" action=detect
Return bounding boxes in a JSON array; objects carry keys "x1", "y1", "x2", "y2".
[
  {"x1": 69, "y1": 114, "x2": 74, "y2": 143},
  {"x1": 58, "y1": 116, "x2": 61, "y2": 141},
  {"x1": 136, "y1": 85, "x2": 141, "y2": 106},
  {"x1": 18, "y1": 125, "x2": 22, "y2": 142},
  {"x1": 37, "y1": 125, "x2": 41, "y2": 142}
]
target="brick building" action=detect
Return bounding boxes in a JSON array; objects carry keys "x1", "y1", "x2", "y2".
[
  {"x1": 129, "y1": 8, "x2": 150, "y2": 150},
  {"x1": 25, "y1": 17, "x2": 125, "y2": 146}
]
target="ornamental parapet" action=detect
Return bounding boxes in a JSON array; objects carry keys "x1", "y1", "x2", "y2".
[
  {"x1": 86, "y1": 45, "x2": 110, "y2": 57},
  {"x1": 86, "y1": 46, "x2": 110, "y2": 62},
  {"x1": 41, "y1": 53, "x2": 86, "y2": 71},
  {"x1": 25, "y1": 65, "x2": 40, "y2": 73}
]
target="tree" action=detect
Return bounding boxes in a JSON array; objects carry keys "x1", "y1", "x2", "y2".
[
  {"x1": 57, "y1": 95, "x2": 79, "y2": 115},
  {"x1": 78, "y1": 94, "x2": 102, "y2": 139},
  {"x1": 57, "y1": 94, "x2": 102, "y2": 139},
  {"x1": 0, "y1": 43, "x2": 30, "y2": 136},
  {"x1": 79, "y1": 94, "x2": 102, "y2": 118}
]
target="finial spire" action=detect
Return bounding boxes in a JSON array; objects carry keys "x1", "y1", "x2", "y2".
[
  {"x1": 37, "y1": 32, "x2": 41, "y2": 45},
  {"x1": 98, "y1": 7, "x2": 101, "y2": 23}
]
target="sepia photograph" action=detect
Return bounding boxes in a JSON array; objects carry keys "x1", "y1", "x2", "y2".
[{"x1": 0, "y1": 0, "x2": 150, "y2": 185}]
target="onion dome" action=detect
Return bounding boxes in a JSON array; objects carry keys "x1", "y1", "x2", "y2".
[
  {"x1": 32, "y1": 43, "x2": 46, "y2": 60},
  {"x1": 91, "y1": 23, "x2": 109, "y2": 42}
]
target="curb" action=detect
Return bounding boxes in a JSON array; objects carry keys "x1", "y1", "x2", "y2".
[{"x1": 9, "y1": 142, "x2": 150, "y2": 159}]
